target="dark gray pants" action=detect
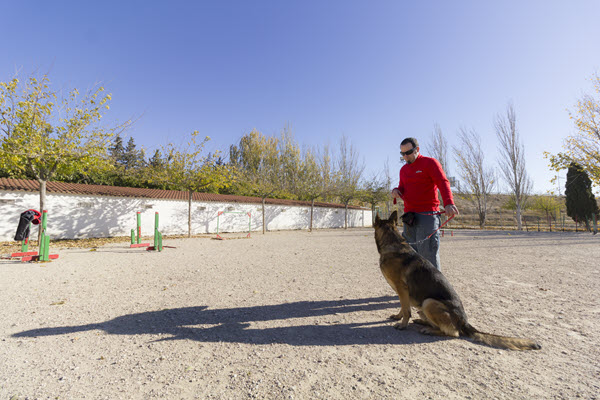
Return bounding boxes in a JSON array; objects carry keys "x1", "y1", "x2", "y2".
[{"x1": 402, "y1": 212, "x2": 442, "y2": 271}]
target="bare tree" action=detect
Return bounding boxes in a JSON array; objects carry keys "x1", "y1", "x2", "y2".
[
  {"x1": 360, "y1": 162, "x2": 392, "y2": 223},
  {"x1": 495, "y1": 103, "x2": 532, "y2": 230},
  {"x1": 334, "y1": 135, "x2": 365, "y2": 229},
  {"x1": 453, "y1": 127, "x2": 495, "y2": 228},
  {"x1": 426, "y1": 123, "x2": 450, "y2": 176}
]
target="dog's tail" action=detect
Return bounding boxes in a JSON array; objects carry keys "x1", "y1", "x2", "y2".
[{"x1": 461, "y1": 323, "x2": 541, "y2": 351}]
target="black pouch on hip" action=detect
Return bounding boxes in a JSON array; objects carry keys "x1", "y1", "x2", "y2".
[{"x1": 401, "y1": 211, "x2": 416, "y2": 227}]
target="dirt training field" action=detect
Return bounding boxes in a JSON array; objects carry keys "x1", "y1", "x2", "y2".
[{"x1": 1, "y1": 229, "x2": 599, "y2": 399}]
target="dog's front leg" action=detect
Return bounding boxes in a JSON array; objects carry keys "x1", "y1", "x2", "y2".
[{"x1": 393, "y1": 291, "x2": 412, "y2": 330}]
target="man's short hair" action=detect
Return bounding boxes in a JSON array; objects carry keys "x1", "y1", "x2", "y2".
[{"x1": 401, "y1": 137, "x2": 419, "y2": 148}]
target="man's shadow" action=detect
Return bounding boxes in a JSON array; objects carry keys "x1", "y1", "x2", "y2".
[{"x1": 13, "y1": 296, "x2": 446, "y2": 346}]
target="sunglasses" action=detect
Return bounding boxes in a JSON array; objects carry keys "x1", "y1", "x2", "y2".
[{"x1": 400, "y1": 147, "x2": 417, "y2": 156}]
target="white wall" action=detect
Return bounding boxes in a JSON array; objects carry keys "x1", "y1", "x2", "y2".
[{"x1": 0, "y1": 190, "x2": 372, "y2": 241}]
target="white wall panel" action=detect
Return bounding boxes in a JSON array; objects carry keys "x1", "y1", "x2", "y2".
[{"x1": 0, "y1": 191, "x2": 372, "y2": 241}]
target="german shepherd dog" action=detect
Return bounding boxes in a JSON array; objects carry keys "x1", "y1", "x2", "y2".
[{"x1": 374, "y1": 211, "x2": 541, "y2": 350}]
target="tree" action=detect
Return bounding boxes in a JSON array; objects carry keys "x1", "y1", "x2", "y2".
[
  {"x1": 150, "y1": 131, "x2": 232, "y2": 237},
  {"x1": 453, "y1": 127, "x2": 495, "y2": 228},
  {"x1": 565, "y1": 163, "x2": 599, "y2": 231},
  {"x1": 0, "y1": 74, "x2": 127, "y2": 239},
  {"x1": 229, "y1": 129, "x2": 281, "y2": 234},
  {"x1": 110, "y1": 134, "x2": 125, "y2": 166},
  {"x1": 334, "y1": 135, "x2": 365, "y2": 229},
  {"x1": 149, "y1": 149, "x2": 163, "y2": 168},
  {"x1": 123, "y1": 137, "x2": 141, "y2": 170},
  {"x1": 495, "y1": 103, "x2": 532, "y2": 230},
  {"x1": 501, "y1": 196, "x2": 532, "y2": 228},
  {"x1": 360, "y1": 162, "x2": 391, "y2": 224},
  {"x1": 545, "y1": 74, "x2": 600, "y2": 187},
  {"x1": 426, "y1": 123, "x2": 450, "y2": 176},
  {"x1": 530, "y1": 195, "x2": 561, "y2": 231},
  {"x1": 296, "y1": 145, "x2": 334, "y2": 232},
  {"x1": 277, "y1": 126, "x2": 302, "y2": 199}
]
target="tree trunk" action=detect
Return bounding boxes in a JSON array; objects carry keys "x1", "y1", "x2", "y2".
[
  {"x1": 584, "y1": 218, "x2": 591, "y2": 232},
  {"x1": 515, "y1": 204, "x2": 523, "y2": 231},
  {"x1": 262, "y1": 198, "x2": 266, "y2": 234},
  {"x1": 309, "y1": 199, "x2": 314, "y2": 232},
  {"x1": 371, "y1": 204, "x2": 376, "y2": 224},
  {"x1": 188, "y1": 190, "x2": 192, "y2": 238},
  {"x1": 38, "y1": 179, "x2": 47, "y2": 242},
  {"x1": 344, "y1": 203, "x2": 348, "y2": 229}
]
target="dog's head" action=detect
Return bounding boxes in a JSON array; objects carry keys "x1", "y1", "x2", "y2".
[
  {"x1": 374, "y1": 211, "x2": 400, "y2": 252},
  {"x1": 374, "y1": 210, "x2": 399, "y2": 229}
]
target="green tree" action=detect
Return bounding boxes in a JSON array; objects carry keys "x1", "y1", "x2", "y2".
[
  {"x1": 530, "y1": 195, "x2": 562, "y2": 231},
  {"x1": 501, "y1": 195, "x2": 532, "y2": 227},
  {"x1": 296, "y1": 145, "x2": 335, "y2": 231},
  {"x1": 149, "y1": 149, "x2": 163, "y2": 168},
  {"x1": 150, "y1": 131, "x2": 232, "y2": 237},
  {"x1": 124, "y1": 137, "x2": 140, "y2": 170},
  {"x1": 334, "y1": 135, "x2": 364, "y2": 229},
  {"x1": 0, "y1": 74, "x2": 126, "y2": 238},
  {"x1": 110, "y1": 134, "x2": 125, "y2": 166},
  {"x1": 565, "y1": 163, "x2": 599, "y2": 231},
  {"x1": 545, "y1": 74, "x2": 600, "y2": 187},
  {"x1": 230, "y1": 129, "x2": 281, "y2": 234},
  {"x1": 277, "y1": 127, "x2": 302, "y2": 199}
]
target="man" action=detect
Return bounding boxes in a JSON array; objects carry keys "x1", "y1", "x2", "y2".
[{"x1": 391, "y1": 137, "x2": 459, "y2": 271}]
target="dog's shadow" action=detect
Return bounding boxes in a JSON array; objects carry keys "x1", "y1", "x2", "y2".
[{"x1": 13, "y1": 296, "x2": 449, "y2": 346}]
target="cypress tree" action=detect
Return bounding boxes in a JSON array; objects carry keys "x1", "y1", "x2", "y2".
[
  {"x1": 109, "y1": 134, "x2": 125, "y2": 165},
  {"x1": 565, "y1": 163, "x2": 599, "y2": 231}
]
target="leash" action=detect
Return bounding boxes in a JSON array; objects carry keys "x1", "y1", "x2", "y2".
[
  {"x1": 406, "y1": 212, "x2": 455, "y2": 246},
  {"x1": 391, "y1": 197, "x2": 455, "y2": 244},
  {"x1": 425, "y1": 213, "x2": 455, "y2": 240}
]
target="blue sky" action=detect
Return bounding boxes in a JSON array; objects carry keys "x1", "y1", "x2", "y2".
[{"x1": 2, "y1": 1, "x2": 599, "y2": 194}]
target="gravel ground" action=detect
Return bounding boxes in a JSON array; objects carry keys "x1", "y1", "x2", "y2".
[{"x1": 1, "y1": 228, "x2": 599, "y2": 399}]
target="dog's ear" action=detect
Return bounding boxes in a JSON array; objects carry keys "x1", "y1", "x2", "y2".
[
  {"x1": 375, "y1": 214, "x2": 381, "y2": 226},
  {"x1": 389, "y1": 210, "x2": 398, "y2": 224}
]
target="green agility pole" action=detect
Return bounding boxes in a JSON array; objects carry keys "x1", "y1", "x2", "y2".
[
  {"x1": 148, "y1": 212, "x2": 163, "y2": 252},
  {"x1": 130, "y1": 211, "x2": 150, "y2": 248},
  {"x1": 39, "y1": 210, "x2": 49, "y2": 261},
  {"x1": 21, "y1": 222, "x2": 31, "y2": 252},
  {"x1": 19, "y1": 210, "x2": 58, "y2": 262}
]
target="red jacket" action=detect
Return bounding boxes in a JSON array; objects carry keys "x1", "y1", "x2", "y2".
[{"x1": 396, "y1": 154, "x2": 454, "y2": 212}]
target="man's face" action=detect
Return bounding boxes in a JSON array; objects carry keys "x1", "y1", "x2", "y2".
[{"x1": 400, "y1": 143, "x2": 419, "y2": 164}]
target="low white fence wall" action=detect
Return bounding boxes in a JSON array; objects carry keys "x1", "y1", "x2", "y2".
[{"x1": 0, "y1": 190, "x2": 372, "y2": 241}]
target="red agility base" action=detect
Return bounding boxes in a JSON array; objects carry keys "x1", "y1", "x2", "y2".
[
  {"x1": 10, "y1": 251, "x2": 38, "y2": 258},
  {"x1": 7, "y1": 210, "x2": 59, "y2": 262},
  {"x1": 130, "y1": 243, "x2": 150, "y2": 248},
  {"x1": 130, "y1": 212, "x2": 151, "y2": 248},
  {"x1": 20, "y1": 254, "x2": 59, "y2": 262}
]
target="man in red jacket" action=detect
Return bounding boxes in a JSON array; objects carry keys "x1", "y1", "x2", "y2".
[{"x1": 391, "y1": 137, "x2": 459, "y2": 271}]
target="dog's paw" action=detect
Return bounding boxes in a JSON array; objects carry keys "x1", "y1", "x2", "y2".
[
  {"x1": 389, "y1": 313, "x2": 402, "y2": 320},
  {"x1": 393, "y1": 322, "x2": 408, "y2": 330},
  {"x1": 418, "y1": 326, "x2": 443, "y2": 336},
  {"x1": 412, "y1": 318, "x2": 431, "y2": 326}
]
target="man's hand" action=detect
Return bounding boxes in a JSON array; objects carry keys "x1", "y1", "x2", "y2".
[
  {"x1": 391, "y1": 188, "x2": 402, "y2": 198},
  {"x1": 445, "y1": 204, "x2": 459, "y2": 218}
]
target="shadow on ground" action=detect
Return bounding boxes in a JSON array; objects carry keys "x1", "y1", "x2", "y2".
[{"x1": 13, "y1": 296, "x2": 447, "y2": 346}]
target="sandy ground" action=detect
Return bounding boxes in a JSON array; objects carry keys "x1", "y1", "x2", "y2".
[{"x1": 1, "y1": 228, "x2": 599, "y2": 400}]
